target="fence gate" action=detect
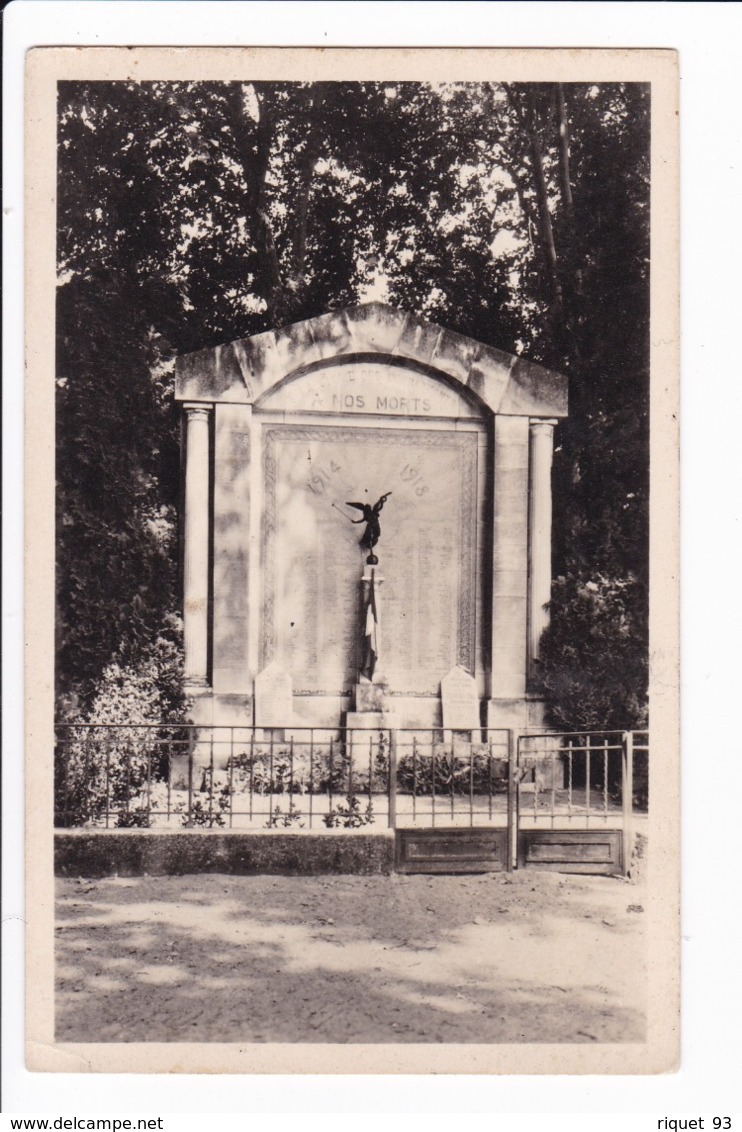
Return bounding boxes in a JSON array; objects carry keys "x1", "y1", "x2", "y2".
[
  {"x1": 514, "y1": 731, "x2": 646, "y2": 876},
  {"x1": 395, "y1": 730, "x2": 646, "y2": 877},
  {"x1": 394, "y1": 729, "x2": 514, "y2": 873}
]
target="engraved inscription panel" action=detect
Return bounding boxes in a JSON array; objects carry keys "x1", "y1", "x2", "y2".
[
  {"x1": 262, "y1": 426, "x2": 479, "y2": 695},
  {"x1": 259, "y1": 361, "x2": 482, "y2": 419}
]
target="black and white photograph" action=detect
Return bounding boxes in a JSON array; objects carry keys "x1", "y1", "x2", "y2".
[{"x1": 23, "y1": 45, "x2": 679, "y2": 1076}]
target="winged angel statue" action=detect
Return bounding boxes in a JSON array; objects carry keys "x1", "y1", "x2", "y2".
[{"x1": 346, "y1": 492, "x2": 392, "y2": 562}]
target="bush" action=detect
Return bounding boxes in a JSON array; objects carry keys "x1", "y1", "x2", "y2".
[
  {"x1": 230, "y1": 735, "x2": 388, "y2": 798},
  {"x1": 539, "y1": 571, "x2": 648, "y2": 732},
  {"x1": 54, "y1": 617, "x2": 189, "y2": 826}
]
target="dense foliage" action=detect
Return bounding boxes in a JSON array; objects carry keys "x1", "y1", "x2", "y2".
[{"x1": 56, "y1": 79, "x2": 649, "y2": 729}]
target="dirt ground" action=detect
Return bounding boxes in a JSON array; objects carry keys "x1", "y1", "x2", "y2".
[{"x1": 56, "y1": 869, "x2": 646, "y2": 1044}]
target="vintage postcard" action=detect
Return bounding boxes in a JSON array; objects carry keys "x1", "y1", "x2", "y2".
[{"x1": 25, "y1": 46, "x2": 679, "y2": 1075}]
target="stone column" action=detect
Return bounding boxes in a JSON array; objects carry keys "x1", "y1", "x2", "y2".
[
  {"x1": 487, "y1": 415, "x2": 530, "y2": 731},
  {"x1": 528, "y1": 418, "x2": 557, "y2": 669},
  {"x1": 183, "y1": 403, "x2": 212, "y2": 685},
  {"x1": 212, "y1": 403, "x2": 252, "y2": 697}
]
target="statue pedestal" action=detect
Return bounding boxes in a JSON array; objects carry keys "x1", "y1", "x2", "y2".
[
  {"x1": 345, "y1": 675, "x2": 396, "y2": 729},
  {"x1": 354, "y1": 675, "x2": 390, "y2": 712}
]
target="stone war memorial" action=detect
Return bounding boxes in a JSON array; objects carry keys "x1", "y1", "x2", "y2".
[{"x1": 175, "y1": 303, "x2": 567, "y2": 740}]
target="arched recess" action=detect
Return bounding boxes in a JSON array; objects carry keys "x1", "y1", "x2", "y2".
[{"x1": 254, "y1": 353, "x2": 489, "y2": 723}]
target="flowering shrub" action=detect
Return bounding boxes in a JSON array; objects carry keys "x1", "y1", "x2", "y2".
[
  {"x1": 396, "y1": 749, "x2": 498, "y2": 796},
  {"x1": 54, "y1": 619, "x2": 189, "y2": 826},
  {"x1": 230, "y1": 737, "x2": 388, "y2": 798}
]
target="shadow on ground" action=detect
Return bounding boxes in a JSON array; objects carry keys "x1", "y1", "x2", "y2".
[{"x1": 56, "y1": 871, "x2": 646, "y2": 1044}]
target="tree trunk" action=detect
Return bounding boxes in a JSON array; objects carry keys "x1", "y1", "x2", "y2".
[
  {"x1": 291, "y1": 84, "x2": 327, "y2": 293},
  {"x1": 224, "y1": 83, "x2": 293, "y2": 325},
  {"x1": 556, "y1": 83, "x2": 574, "y2": 218},
  {"x1": 521, "y1": 85, "x2": 562, "y2": 317}
]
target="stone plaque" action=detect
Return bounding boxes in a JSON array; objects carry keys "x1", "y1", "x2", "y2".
[
  {"x1": 254, "y1": 663, "x2": 293, "y2": 727},
  {"x1": 262, "y1": 424, "x2": 479, "y2": 694},
  {"x1": 441, "y1": 666, "x2": 479, "y2": 730}
]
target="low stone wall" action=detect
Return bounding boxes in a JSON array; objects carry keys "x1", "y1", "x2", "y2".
[{"x1": 55, "y1": 830, "x2": 395, "y2": 878}]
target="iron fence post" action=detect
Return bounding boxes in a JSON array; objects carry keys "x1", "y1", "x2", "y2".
[
  {"x1": 228, "y1": 727, "x2": 234, "y2": 829},
  {"x1": 507, "y1": 729, "x2": 517, "y2": 871},
  {"x1": 185, "y1": 732, "x2": 194, "y2": 828},
  {"x1": 388, "y1": 729, "x2": 398, "y2": 829},
  {"x1": 105, "y1": 742, "x2": 111, "y2": 829},
  {"x1": 146, "y1": 742, "x2": 152, "y2": 824},
  {"x1": 622, "y1": 730, "x2": 634, "y2": 876}
]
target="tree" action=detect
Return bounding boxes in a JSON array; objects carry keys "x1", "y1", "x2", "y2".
[{"x1": 498, "y1": 83, "x2": 650, "y2": 727}]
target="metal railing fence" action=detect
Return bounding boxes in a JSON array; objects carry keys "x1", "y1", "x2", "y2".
[
  {"x1": 516, "y1": 730, "x2": 649, "y2": 826},
  {"x1": 54, "y1": 723, "x2": 648, "y2": 836}
]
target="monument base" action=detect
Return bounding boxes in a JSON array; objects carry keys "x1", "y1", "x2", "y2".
[
  {"x1": 171, "y1": 685, "x2": 215, "y2": 787},
  {"x1": 346, "y1": 667, "x2": 395, "y2": 730},
  {"x1": 354, "y1": 675, "x2": 390, "y2": 713},
  {"x1": 344, "y1": 710, "x2": 398, "y2": 731},
  {"x1": 442, "y1": 731, "x2": 485, "y2": 753},
  {"x1": 184, "y1": 684, "x2": 214, "y2": 725},
  {"x1": 485, "y1": 695, "x2": 547, "y2": 732},
  {"x1": 485, "y1": 696, "x2": 564, "y2": 790}
]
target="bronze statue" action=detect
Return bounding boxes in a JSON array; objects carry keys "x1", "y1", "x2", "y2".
[{"x1": 346, "y1": 492, "x2": 391, "y2": 563}]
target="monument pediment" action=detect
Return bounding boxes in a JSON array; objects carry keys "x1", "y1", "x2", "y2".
[{"x1": 175, "y1": 303, "x2": 567, "y2": 418}]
